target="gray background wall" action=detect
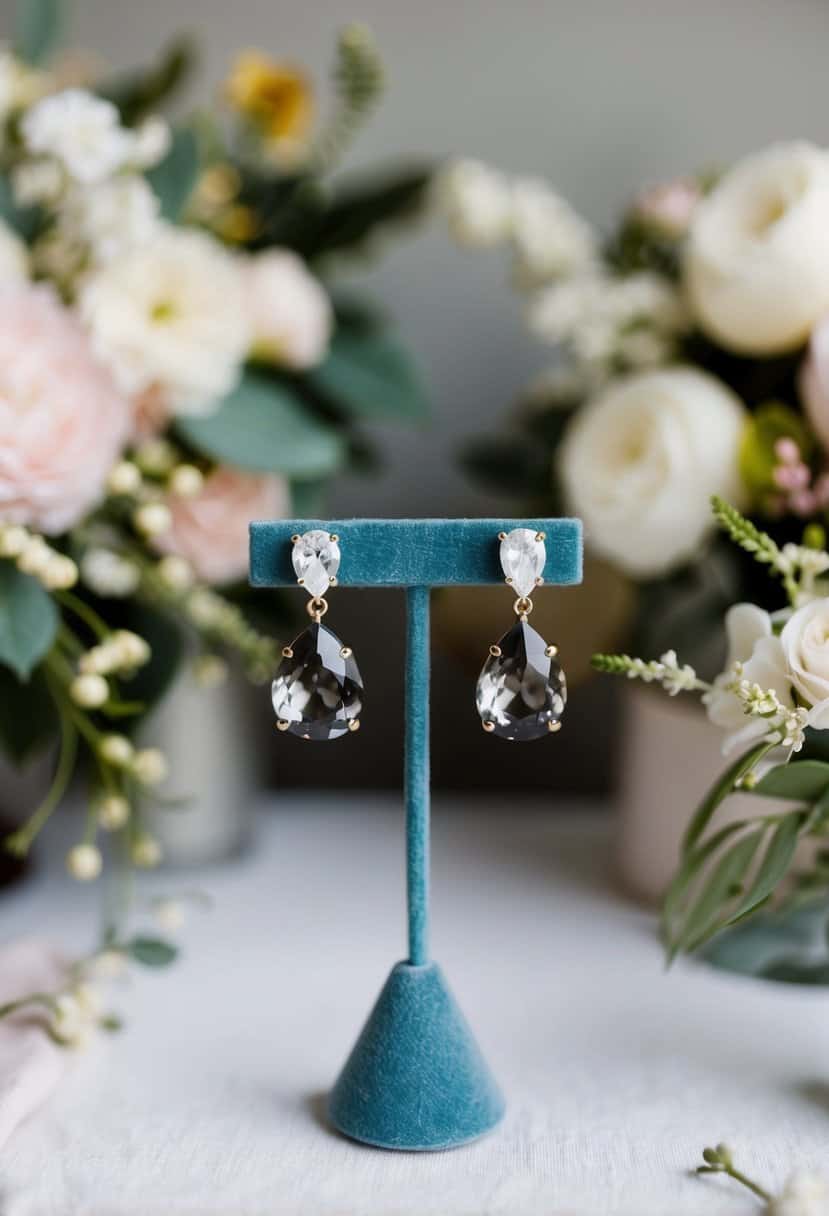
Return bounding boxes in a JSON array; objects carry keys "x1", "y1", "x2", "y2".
[{"x1": 7, "y1": 0, "x2": 829, "y2": 791}]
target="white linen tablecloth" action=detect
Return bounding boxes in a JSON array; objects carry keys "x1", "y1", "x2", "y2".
[{"x1": 0, "y1": 796, "x2": 827, "y2": 1216}]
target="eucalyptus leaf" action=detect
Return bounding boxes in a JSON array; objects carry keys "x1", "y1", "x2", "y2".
[
  {"x1": 308, "y1": 331, "x2": 429, "y2": 421},
  {"x1": 177, "y1": 372, "x2": 345, "y2": 477},
  {"x1": 15, "y1": 0, "x2": 61, "y2": 65},
  {"x1": 125, "y1": 936, "x2": 178, "y2": 967},
  {"x1": 681, "y1": 741, "x2": 772, "y2": 855},
  {"x1": 663, "y1": 819, "x2": 748, "y2": 951},
  {"x1": 99, "y1": 36, "x2": 195, "y2": 125},
  {"x1": 724, "y1": 812, "x2": 803, "y2": 927},
  {"x1": 146, "y1": 127, "x2": 199, "y2": 220},
  {"x1": 0, "y1": 565, "x2": 58, "y2": 680},
  {"x1": 762, "y1": 958, "x2": 829, "y2": 985},
  {"x1": 677, "y1": 827, "x2": 766, "y2": 954},
  {"x1": 751, "y1": 760, "x2": 829, "y2": 803}
]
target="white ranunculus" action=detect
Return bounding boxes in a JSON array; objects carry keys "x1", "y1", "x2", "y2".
[
  {"x1": 780, "y1": 598, "x2": 829, "y2": 728},
  {"x1": 559, "y1": 366, "x2": 747, "y2": 577},
  {"x1": 22, "y1": 88, "x2": 133, "y2": 184},
  {"x1": 704, "y1": 603, "x2": 793, "y2": 753},
  {"x1": 0, "y1": 217, "x2": 28, "y2": 283},
  {"x1": 244, "y1": 250, "x2": 332, "y2": 370},
  {"x1": 78, "y1": 225, "x2": 250, "y2": 416},
  {"x1": 685, "y1": 142, "x2": 829, "y2": 355},
  {"x1": 60, "y1": 177, "x2": 160, "y2": 263},
  {"x1": 511, "y1": 177, "x2": 597, "y2": 284},
  {"x1": 440, "y1": 159, "x2": 512, "y2": 248}
]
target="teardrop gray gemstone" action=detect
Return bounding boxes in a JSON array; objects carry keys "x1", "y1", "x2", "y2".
[
  {"x1": 272, "y1": 623, "x2": 362, "y2": 741},
  {"x1": 476, "y1": 620, "x2": 566, "y2": 741}
]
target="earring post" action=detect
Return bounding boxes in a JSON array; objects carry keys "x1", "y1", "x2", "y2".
[{"x1": 405, "y1": 586, "x2": 430, "y2": 966}]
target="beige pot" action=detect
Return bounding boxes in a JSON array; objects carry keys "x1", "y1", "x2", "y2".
[{"x1": 616, "y1": 684, "x2": 791, "y2": 905}]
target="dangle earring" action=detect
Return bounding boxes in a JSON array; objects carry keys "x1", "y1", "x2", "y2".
[
  {"x1": 476, "y1": 528, "x2": 566, "y2": 740},
  {"x1": 271, "y1": 530, "x2": 363, "y2": 740}
]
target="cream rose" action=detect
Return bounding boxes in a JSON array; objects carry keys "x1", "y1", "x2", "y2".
[
  {"x1": 780, "y1": 598, "x2": 829, "y2": 728},
  {"x1": 244, "y1": 250, "x2": 331, "y2": 370},
  {"x1": 154, "y1": 466, "x2": 289, "y2": 585},
  {"x1": 559, "y1": 366, "x2": 746, "y2": 577},
  {"x1": 685, "y1": 142, "x2": 829, "y2": 355}
]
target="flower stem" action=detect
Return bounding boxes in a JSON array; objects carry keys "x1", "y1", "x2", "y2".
[
  {"x1": 56, "y1": 590, "x2": 110, "y2": 642},
  {"x1": 5, "y1": 681, "x2": 78, "y2": 856}
]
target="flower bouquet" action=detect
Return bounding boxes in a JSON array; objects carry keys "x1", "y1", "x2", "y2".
[
  {"x1": 441, "y1": 143, "x2": 829, "y2": 675},
  {"x1": 596, "y1": 497, "x2": 829, "y2": 978},
  {"x1": 0, "y1": 2, "x2": 431, "y2": 883}
]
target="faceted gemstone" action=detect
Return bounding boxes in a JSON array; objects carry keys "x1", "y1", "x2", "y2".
[
  {"x1": 292, "y1": 530, "x2": 341, "y2": 599},
  {"x1": 272, "y1": 623, "x2": 362, "y2": 741},
  {"x1": 476, "y1": 620, "x2": 566, "y2": 741},
  {"x1": 499, "y1": 528, "x2": 545, "y2": 597}
]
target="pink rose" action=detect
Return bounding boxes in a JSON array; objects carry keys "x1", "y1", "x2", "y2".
[
  {"x1": 155, "y1": 467, "x2": 289, "y2": 585},
  {"x1": 801, "y1": 317, "x2": 829, "y2": 450},
  {"x1": 0, "y1": 284, "x2": 131, "y2": 534},
  {"x1": 632, "y1": 178, "x2": 701, "y2": 238}
]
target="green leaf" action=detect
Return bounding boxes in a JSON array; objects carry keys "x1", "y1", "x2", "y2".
[
  {"x1": 125, "y1": 936, "x2": 178, "y2": 967},
  {"x1": 15, "y1": 0, "x2": 62, "y2": 65},
  {"x1": 0, "y1": 564, "x2": 58, "y2": 680},
  {"x1": 662, "y1": 819, "x2": 748, "y2": 951},
  {"x1": 177, "y1": 371, "x2": 345, "y2": 477},
  {"x1": 724, "y1": 812, "x2": 804, "y2": 927},
  {"x1": 751, "y1": 760, "x2": 829, "y2": 803},
  {"x1": 98, "y1": 36, "x2": 195, "y2": 126},
  {"x1": 762, "y1": 958, "x2": 829, "y2": 985},
  {"x1": 145, "y1": 126, "x2": 199, "y2": 221},
  {"x1": 308, "y1": 330, "x2": 429, "y2": 421},
  {"x1": 0, "y1": 176, "x2": 39, "y2": 241},
  {"x1": 0, "y1": 664, "x2": 58, "y2": 763},
  {"x1": 681, "y1": 741, "x2": 772, "y2": 856},
  {"x1": 677, "y1": 827, "x2": 766, "y2": 954}
]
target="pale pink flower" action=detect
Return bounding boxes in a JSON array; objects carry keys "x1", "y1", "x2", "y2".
[
  {"x1": 0, "y1": 284, "x2": 131, "y2": 534},
  {"x1": 632, "y1": 177, "x2": 701, "y2": 237},
  {"x1": 245, "y1": 250, "x2": 332, "y2": 370},
  {"x1": 801, "y1": 316, "x2": 829, "y2": 450},
  {"x1": 155, "y1": 466, "x2": 289, "y2": 585}
]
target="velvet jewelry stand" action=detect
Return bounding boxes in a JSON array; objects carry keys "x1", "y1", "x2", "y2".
[{"x1": 249, "y1": 518, "x2": 583, "y2": 1151}]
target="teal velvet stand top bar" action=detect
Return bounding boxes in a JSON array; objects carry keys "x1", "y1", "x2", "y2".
[{"x1": 249, "y1": 517, "x2": 582, "y2": 1151}]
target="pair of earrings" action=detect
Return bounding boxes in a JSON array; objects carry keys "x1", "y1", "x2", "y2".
[{"x1": 271, "y1": 528, "x2": 566, "y2": 742}]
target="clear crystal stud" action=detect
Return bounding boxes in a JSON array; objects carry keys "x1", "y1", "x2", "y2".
[
  {"x1": 476, "y1": 619, "x2": 566, "y2": 741},
  {"x1": 292, "y1": 530, "x2": 341, "y2": 599},
  {"x1": 499, "y1": 528, "x2": 546, "y2": 598},
  {"x1": 272, "y1": 622, "x2": 362, "y2": 741}
]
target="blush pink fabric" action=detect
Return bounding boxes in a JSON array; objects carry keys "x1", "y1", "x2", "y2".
[{"x1": 0, "y1": 939, "x2": 69, "y2": 1148}]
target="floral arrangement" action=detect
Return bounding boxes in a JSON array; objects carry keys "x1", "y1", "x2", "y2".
[
  {"x1": 594, "y1": 498, "x2": 829, "y2": 970},
  {"x1": 0, "y1": 2, "x2": 430, "y2": 887},
  {"x1": 695, "y1": 1143, "x2": 829, "y2": 1214},
  {"x1": 440, "y1": 143, "x2": 829, "y2": 671}
]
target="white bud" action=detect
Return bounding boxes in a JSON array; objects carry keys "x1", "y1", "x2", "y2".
[
  {"x1": 157, "y1": 554, "x2": 193, "y2": 592},
  {"x1": 107, "y1": 461, "x2": 142, "y2": 496},
  {"x1": 87, "y1": 948, "x2": 127, "y2": 979},
  {"x1": 17, "y1": 535, "x2": 52, "y2": 576},
  {"x1": 187, "y1": 588, "x2": 222, "y2": 628},
  {"x1": 0, "y1": 524, "x2": 30, "y2": 558},
  {"x1": 79, "y1": 642, "x2": 118, "y2": 675},
  {"x1": 132, "y1": 115, "x2": 171, "y2": 168},
  {"x1": 131, "y1": 747, "x2": 168, "y2": 786},
  {"x1": 193, "y1": 654, "x2": 228, "y2": 688},
  {"x1": 42, "y1": 554, "x2": 78, "y2": 590},
  {"x1": 51, "y1": 993, "x2": 88, "y2": 1045},
  {"x1": 70, "y1": 673, "x2": 109, "y2": 708},
  {"x1": 97, "y1": 793, "x2": 130, "y2": 831},
  {"x1": 80, "y1": 549, "x2": 140, "y2": 597},
  {"x1": 112, "y1": 629, "x2": 150, "y2": 668},
  {"x1": 154, "y1": 898, "x2": 185, "y2": 932},
  {"x1": 66, "y1": 843, "x2": 103, "y2": 881},
  {"x1": 135, "y1": 438, "x2": 176, "y2": 476},
  {"x1": 169, "y1": 464, "x2": 203, "y2": 498},
  {"x1": 98, "y1": 734, "x2": 134, "y2": 766},
  {"x1": 131, "y1": 833, "x2": 162, "y2": 868},
  {"x1": 72, "y1": 982, "x2": 103, "y2": 1019},
  {"x1": 133, "y1": 502, "x2": 172, "y2": 537}
]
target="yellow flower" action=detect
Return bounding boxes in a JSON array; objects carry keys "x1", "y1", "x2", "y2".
[{"x1": 225, "y1": 51, "x2": 313, "y2": 146}]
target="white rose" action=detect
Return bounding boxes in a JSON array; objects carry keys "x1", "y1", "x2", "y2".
[
  {"x1": 78, "y1": 225, "x2": 250, "y2": 415},
  {"x1": 439, "y1": 159, "x2": 512, "y2": 248},
  {"x1": 60, "y1": 176, "x2": 160, "y2": 263},
  {"x1": 780, "y1": 598, "x2": 829, "y2": 728},
  {"x1": 685, "y1": 142, "x2": 829, "y2": 355},
  {"x1": 22, "y1": 88, "x2": 133, "y2": 184},
  {"x1": 705, "y1": 603, "x2": 793, "y2": 753},
  {"x1": 559, "y1": 366, "x2": 746, "y2": 577},
  {"x1": 244, "y1": 250, "x2": 332, "y2": 370}
]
